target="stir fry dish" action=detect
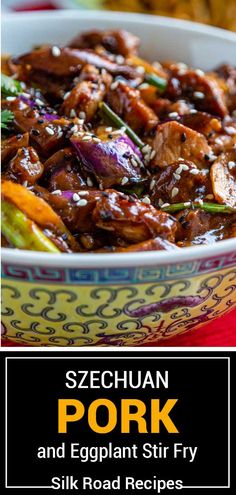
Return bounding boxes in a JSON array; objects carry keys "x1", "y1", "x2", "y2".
[{"x1": 1, "y1": 29, "x2": 236, "y2": 253}]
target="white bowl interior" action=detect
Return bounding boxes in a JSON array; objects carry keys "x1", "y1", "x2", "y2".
[
  {"x1": 2, "y1": 10, "x2": 236, "y2": 67},
  {"x1": 2, "y1": 10, "x2": 236, "y2": 266}
]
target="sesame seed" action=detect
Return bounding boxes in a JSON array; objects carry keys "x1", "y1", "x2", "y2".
[
  {"x1": 112, "y1": 128, "x2": 126, "y2": 135},
  {"x1": 69, "y1": 109, "x2": 77, "y2": 118},
  {"x1": 31, "y1": 128, "x2": 40, "y2": 136},
  {"x1": 141, "y1": 196, "x2": 151, "y2": 205},
  {"x1": 189, "y1": 168, "x2": 199, "y2": 175},
  {"x1": 73, "y1": 193, "x2": 80, "y2": 202},
  {"x1": 45, "y1": 126, "x2": 54, "y2": 135},
  {"x1": 70, "y1": 125, "x2": 78, "y2": 133},
  {"x1": 193, "y1": 91, "x2": 205, "y2": 99},
  {"x1": 215, "y1": 137, "x2": 223, "y2": 145},
  {"x1": 121, "y1": 177, "x2": 129, "y2": 185},
  {"x1": 175, "y1": 165, "x2": 183, "y2": 175},
  {"x1": 177, "y1": 68, "x2": 187, "y2": 76},
  {"x1": 158, "y1": 198, "x2": 164, "y2": 206},
  {"x1": 52, "y1": 46, "x2": 61, "y2": 57},
  {"x1": 139, "y1": 83, "x2": 150, "y2": 90},
  {"x1": 63, "y1": 92, "x2": 70, "y2": 101},
  {"x1": 208, "y1": 154, "x2": 217, "y2": 162},
  {"x1": 51, "y1": 189, "x2": 61, "y2": 195},
  {"x1": 35, "y1": 98, "x2": 45, "y2": 106},
  {"x1": 79, "y1": 111, "x2": 86, "y2": 120},
  {"x1": 58, "y1": 131, "x2": 63, "y2": 138},
  {"x1": 181, "y1": 164, "x2": 189, "y2": 171},
  {"x1": 190, "y1": 109, "x2": 197, "y2": 114},
  {"x1": 106, "y1": 127, "x2": 113, "y2": 132},
  {"x1": 195, "y1": 69, "x2": 204, "y2": 76},
  {"x1": 110, "y1": 81, "x2": 119, "y2": 90},
  {"x1": 171, "y1": 187, "x2": 179, "y2": 198},
  {"x1": 225, "y1": 126, "x2": 236, "y2": 135},
  {"x1": 6, "y1": 96, "x2": 16, "y2": 101},
  {"x1": 22, "y1": 92, "x2": 31, "y2": 99},
  {"x1": 177, "y1": 62, "x2": 187, "y2": 69},
  {"x1": 195, "y1": 198, "x2": 203, "y2": 205},
  {"x1": 116, "y1": 55, "x2": 125, "y2": 64},
  {"x1": 205, "y1": 194, "x2": 214, "y2": 200},
  {"x1": 22, "y1": 180, "x2": 28, "y2": 187},
  {"x1": 82, "y1": 135, "x2": 92, "y2": 141},
  {"x1": 136, "y1": 65, "x2": 145, "y2": 74},
  {"x1": 87, "y1": 177, "x2": 93, "y2": 187},
  {"x1": 228, "y1": 161, "x2": 236, "y2": 169},
  {"x1": 161, "y1": 202, "x2": 170, "y2": 208},
  {"x1": 173, "y1": 173, "x2": 181, "y2": 181},
  {"x1": 150, "y1": 150, "x2": 156, "y2": 160},
  {"x1": 99, "y1": 183, "x2": 104, "y2": 190},
  {"x1": 76, "y1": 199, "x2": 88, "y2": 206},
  {"x1": 183, "y1": 201, "x2": 191, "y2": 207},
  {"x1": 181, "y1": 132, "x2": 187, "y2": 142},
  {"x1": 79, "y1": 191, "x2": 89, "y2": 196},
  {"x1": 150, "y1": 178, "x2": 156, "y2": 190},
  {"x1": 131, "y1": 157, "x2": 138, "y2": 168},
  {"x1": 142, "y1": 144, "x2": 151, "y2": 153},
  {"x1": 93, "y1": 137, "x2": 101, "y2": 143},
  {"x1": 168, "y1": 112, "x2": 179, "y2": 118}
]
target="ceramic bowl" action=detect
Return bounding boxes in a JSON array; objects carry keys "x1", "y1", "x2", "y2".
[{"x1": 2, "y1": 11, "x2": 236, "y2": 346}]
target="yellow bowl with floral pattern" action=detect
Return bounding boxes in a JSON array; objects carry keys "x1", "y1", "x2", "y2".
[{"x1": 1, "y1": 11, "x2": 236, "y2": 346}]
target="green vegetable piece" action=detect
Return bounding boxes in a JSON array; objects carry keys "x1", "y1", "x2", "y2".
[
  {"x1": 162, "y1": 201, "x2": 236, "y2": 214},
  {"x1": 1, "y1": 200, "x2": 60, "y2": 252},
  {"x1": 144, "y1": 73, "x2": 167, "y2": 92},
  {"x1": 99, "y1": 101, "x2": 145, "y2": 149},
  {"x1": 1, "y1": 73, "x2": 23, "y2": 97},
  {"x1": 1, "y1": 109, "x2": 14, "y2": 130}
]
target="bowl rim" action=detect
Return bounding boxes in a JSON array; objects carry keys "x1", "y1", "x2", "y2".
[
  {"x1": 2, "y1": 10, "x2": 236, "y2": 268},
  {"x1": 2, "y1": 237, "x2": 236, "y2": 268}
]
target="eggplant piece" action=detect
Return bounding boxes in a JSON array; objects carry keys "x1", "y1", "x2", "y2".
[
  {"x1": 34, "y1": 187, "x2": 102, "y2": 234},
  {"x1": 69, "y1": 29, "x2": 140, "y2": 57},
  {"x1": 13, "y1": 107, "x2": 67, "y2": 157},
  {"x1": 106, "y1": 80, "x2": 158, "y2": 134},
  {"x1": 43, "y1": 148, "x2": 86, "y2": 191},
  {"x1": 92, "y1": 190, "x2": 177, "y2": 244},
  {"x1": 150, "y1": 161, "x2": 210, "y2": 205},
  {"x1": 164, "y1": 65, "x2": 228, "y2": 118},
  {"x1": 71, "y1": 132, "x2": 145, "y2": 189},
  {"x1": 5, "y1": 146, "x2": 44, "y2": 185},
  {"x1": 61, "y1": 66, "x2": 112, "y2": 121},
  {"x1": 14, "y1": 46, "x2": 140, "y2": 80},
  {"x1": 1, "y1": 132, "x2": 29, "y2": 164}
]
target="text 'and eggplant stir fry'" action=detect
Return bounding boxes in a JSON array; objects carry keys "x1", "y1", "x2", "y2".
[{"x1": 1, "y1": 29, "x2": 236, "y2": 253}]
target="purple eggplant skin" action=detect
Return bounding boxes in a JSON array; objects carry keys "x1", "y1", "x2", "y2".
[
  {"x1": 19, "y1": 95, "x2": 59, "y2": 121},
  {"x1": 71, "y1": 133, "x2": 144, "y2": 188}
]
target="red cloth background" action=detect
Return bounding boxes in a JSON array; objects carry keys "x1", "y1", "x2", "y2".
[
  {"x1": 2, "y1": 2, "x2": 235, "y2": 348},
  {"x1": 2, "y1": 309, "x2": 236, "y2": 347}
]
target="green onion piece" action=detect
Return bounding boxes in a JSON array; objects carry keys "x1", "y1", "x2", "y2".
[
  {"x1": 1, "y1": 73, "x2": 23, "y2": 97},
  {"x1": 99, "y1": 101, "x2": 145, "y2": 149},
  {"x1": 1, "y1": 109, "x2": 14, "y2": 129},
  {"x1": 1, "y1": 200, "x2": 60, "y2": 252},
  {"x1": 162, "y1": 202, "x2": 236, "y2": 214},
  {"x1": 144, "y1": 73, "x2": 167, "y2": 92}
]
